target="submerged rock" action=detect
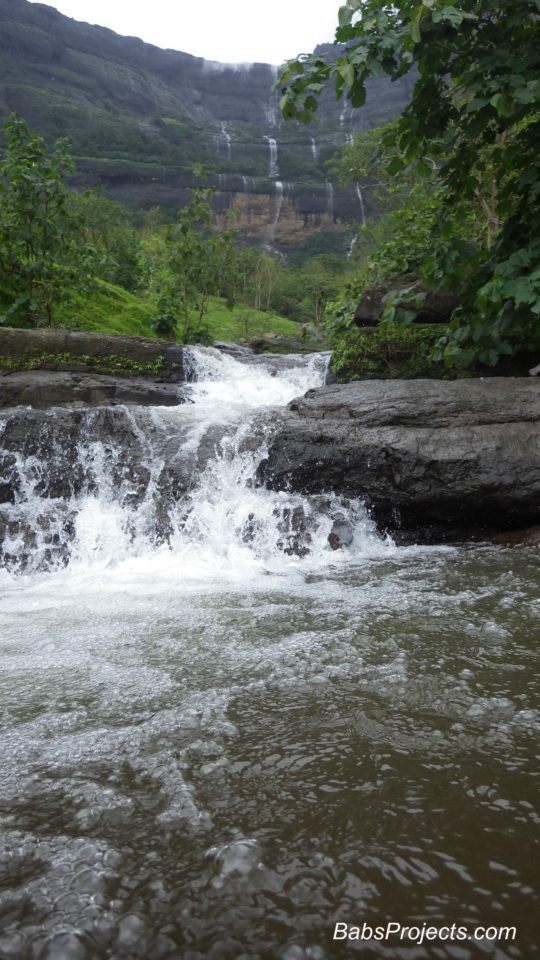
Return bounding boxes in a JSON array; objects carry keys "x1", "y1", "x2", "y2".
[{"x1": 259, "y1": 378, "x2": 540, "y2": 541}]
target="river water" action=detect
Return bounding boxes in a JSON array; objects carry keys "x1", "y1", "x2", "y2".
[{"x1": 0, "y1": 350, "x2": 538, "y2": 960}]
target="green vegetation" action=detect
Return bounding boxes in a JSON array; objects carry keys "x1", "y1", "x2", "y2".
[
  {"x1": 0, "y1": 116, "x2": 319, "y2": 347},
  {"x1": 280, "y1": 0, "x2": 540, "y2": 370},
  {"x1": 331, "y1": 325, "x2": 443, "y2": 380},
  {"x1": 0, "y1": 115, "x2": 97, "y2": 326},
  {"x1": 55, "y1": 281, "x2": 157, "y2": 337},
  {"x1": 151, "y1": 184, "x2": 239, "y2": 343},
  {"x1": 0, "y1": 351, "x2": 165, "y2": 377},
  {"x1": 53, "y1": 280, "x2": 301, "y2": 343}
]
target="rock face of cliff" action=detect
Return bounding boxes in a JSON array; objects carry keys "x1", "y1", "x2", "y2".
[
  {"x1": 0, "y1": 0, "x2": 412, "y2": 251},
  {"x1": 258, "y1": 378, "x2": 540, "y2": 540}
]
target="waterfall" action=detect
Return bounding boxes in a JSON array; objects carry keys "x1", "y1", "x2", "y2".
[
  {"x1": 242, "y1": 175, "x2": 255, "y2": 193},
  {"x1": 310, "y1": 137, "x2": 318, "y2": 161},
  {"x1": 347, "y1": 234, "x2": 358, "y2": 258},
  {"x1": 339, "y1": 104, "x2": 353, "y2": 127},
  {"x1": 271, "y1": 180, "x2": 285, "y2": 240},
  {"x1": 355, "y1": 182, "x2": 366, "y2": 227},
  {"x1": 220, "y1": 121, "x2": 232, "y2": 161},
  {"x1": 325, "y1": 182, "x2": 334, "y2": 221},
  {"x1": 264, "y1": 136, "x2": 279, "y2": 178},
  {"x1": 0, "y1": 349, "x2": 383, "y2": 578},
  {"x1": 345, "y1": 133, "x2": 354, "y2": 147}
]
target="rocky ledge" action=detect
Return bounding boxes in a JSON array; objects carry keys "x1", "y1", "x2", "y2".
[
  {"x1": 0, "y1": 371, "x2": 182, "y2": 408},
  {"x1": 258, "y1": 378, "x2": 540, "y2": 541}
]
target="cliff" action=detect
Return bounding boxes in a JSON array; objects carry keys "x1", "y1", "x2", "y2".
[{"x1": 0, "y1": 0, "x2": 412, "y2": 252}]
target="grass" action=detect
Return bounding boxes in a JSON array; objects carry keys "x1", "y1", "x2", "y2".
[
  {"x1": 51, "y1": 279, "x2": 303, "y2": 343},
  {"x1": 55, "y1": 281, "x2": 158, "y2": 337}
]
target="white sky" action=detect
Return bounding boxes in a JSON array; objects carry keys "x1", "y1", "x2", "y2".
[{"x1": 29, "y1": 0, "x2": 341, "y2": 65}]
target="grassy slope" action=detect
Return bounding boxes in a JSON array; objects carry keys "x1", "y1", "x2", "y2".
[{"x1": 53, "y1": 280, "x2": 302, "y2": 342}]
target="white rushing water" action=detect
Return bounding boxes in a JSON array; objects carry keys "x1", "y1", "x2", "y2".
[
  {"x1": 264, "y1": 136, "x2": 279, "y2": 178},
  {"x1": 0, "y1": 349, "x2": 390, "y2": 590},
  {"x1": 219, "y1": 121, "x2": 232, "y2": 161},
  {"x1": 355, "y1": 182, "x2": 366, "y2": 227}
]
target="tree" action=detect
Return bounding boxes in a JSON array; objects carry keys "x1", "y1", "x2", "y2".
[
  {"x1": 0, "y1": 115, "x2": 95, "y2": 327},
  {"x1": 279, "y1": 1, "x2": 540, "y2": 366},
  {"x1": 152, "y1": 187, "x2": 239, "y2": 343},
  {"x1": 65, "y1": 188, "x2": 142, "y2": 292}
]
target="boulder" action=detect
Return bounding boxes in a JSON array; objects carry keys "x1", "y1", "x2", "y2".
[
  {"x1": 355, "y1": 278, "x2": 460, "y2": 326},
  {"x1": 258, "y1": 378, "x2": 540, "y2": 541}
]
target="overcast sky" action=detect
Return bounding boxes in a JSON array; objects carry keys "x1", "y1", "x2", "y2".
[{"x1": 29, "y1": 0, "x2": 341, "y2": 65}]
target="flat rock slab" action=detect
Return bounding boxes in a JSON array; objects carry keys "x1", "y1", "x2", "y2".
[
  {"x1": 0, "y1": 371, "x2": 181, "y2": 408},
  {"x1": 259, "y1": 378, "x2": 540, "y2": 539}
]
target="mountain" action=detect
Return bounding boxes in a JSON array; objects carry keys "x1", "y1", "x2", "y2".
[{"x1": 0, "y1": 0, "x2": 412, "y2": 253}]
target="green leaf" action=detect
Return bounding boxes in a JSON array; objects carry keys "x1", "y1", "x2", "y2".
[
  {"x1": 338, "y1": 5, "x2": 353, "y2": 27},
  {"x1": 411, "y1": 7, "x2": 424, "y2": 44}
]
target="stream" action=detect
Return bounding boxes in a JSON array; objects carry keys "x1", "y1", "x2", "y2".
[{"x1": 0, "y1": 348, "x2": 538, "y2": 959}]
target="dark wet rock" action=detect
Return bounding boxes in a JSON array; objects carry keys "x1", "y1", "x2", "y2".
[
  {"x1": 489, "y1": 525, "x2": 540, "y2": 547},
  {"x1": 214, "y1": 341, "x2": 254, "y2": 359},
  {"x1": 0, "y1": 407, "x2": 155, "y2": 501},
  {"x1": 0, "y1": 327, "x2": 186, "y2": 373},
  {"x1": 328, "y1": 516, "x2": 354, "y2": 550},
  {"x1": 354, "y1": 278, "x2": 460, "y2": 326},
  {"x1": 0, "y1": 371, "x2": 183, "y2": 408},
  {"x1": 0, "y1": 503, "x2": 76, "y2": 572},
  {"x1": 274, "y1": 504, "x2": 313, "y2": 557},
  {"x1": 259, "y1": 378, "x2": 540, "y2": 540}
]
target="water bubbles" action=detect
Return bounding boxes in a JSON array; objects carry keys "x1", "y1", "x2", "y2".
[
  {"x1": 39, "y1": 933, "x2": 88, "y2": 960},
  {"x1": 207, "y1": 838, "x2": 263, "y2": 886}
]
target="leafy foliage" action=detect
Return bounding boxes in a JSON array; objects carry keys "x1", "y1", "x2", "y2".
[
  {"x1": 331, "y1": 324, "x2": 443, "y2": 381},
  {"x1": 280, "y1": 1, "x2": 540, "y2": 365},
  {"x1": 65, "y1": 189, "x2": 142, "y2": 292},
  {"x1": 149, "y1": 185, "x2": 240, "y2": 343},
  {"x1": 0, "y1": 115, "x2": 96, "y2": 326}
]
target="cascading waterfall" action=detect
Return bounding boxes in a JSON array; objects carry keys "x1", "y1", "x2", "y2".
[
  {"x1": 339, "y1": 104, "x2": 353, "y2": 126},
  {"x1": 264, "y1": 136, "x2": 279, "y2": 178},
  {"x1": 355, "y1": 182, "x2": 366, "y2": 227},
  {"x1": 0, "y1": 349, "x2": 384, "y2": 579},
  {"x1": 220, "y1": 121, "x2": 232, "y2": 161},
  {"x1": 310, "y1": 137, "x2": 318, "y2": 160},
  {"x1": 325, "y1": 182, "x2": 334, "y2": 221},
  {"x1": 265, "y1": 105, "x2": 278, "y2": 127},
  {"x1": 272, "y1": 180, "x2": 284, "y2": 234}
]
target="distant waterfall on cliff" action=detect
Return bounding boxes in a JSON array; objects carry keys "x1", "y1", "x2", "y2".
[
  {"x1": 220, "y1": 121, "x2": 232, "y2": 161},
  {"x1": 355, "y1": 183, "x2": 366, "y2": 227},
  {"x1": 242, "y1": 176, "x2": 256, "y2": 193},
  {"x1": 310, "y1": 138, "x2": 318, "y2": 161},
  {"x1": 268, "y1": 180, "x2": 285, "y2": 243},
  {"x1": 345, "y1": 133, "x2": 354, "y2": 147},
  {"x1": 264, "y1": 137, "x2": 279, "y2": 178},
  {"x1": 326, "y1": 183, "x2": 334, "y2": 222}
]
